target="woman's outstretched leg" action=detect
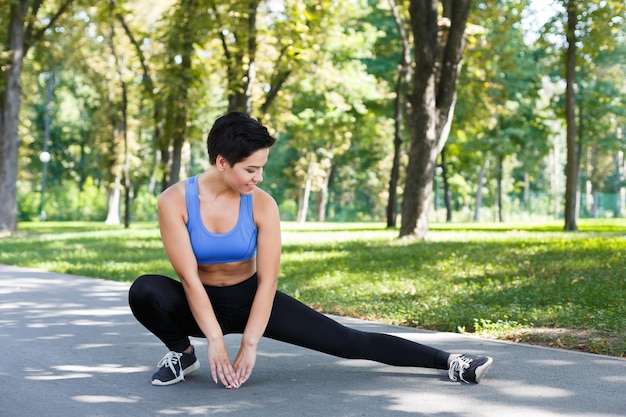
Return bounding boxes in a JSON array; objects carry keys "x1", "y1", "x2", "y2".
[{"x1": 264, "y1": 291, "x2": 450, "y2": 370}]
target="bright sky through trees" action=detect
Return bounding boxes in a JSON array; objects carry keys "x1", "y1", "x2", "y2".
[{"x1": 523, "y1": 0, "x2": 560, "y2": 44}]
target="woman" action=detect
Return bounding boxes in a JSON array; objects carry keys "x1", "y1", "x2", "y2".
[{"x1": 128, "y1": 112, "x2": 493, "y2": 389}]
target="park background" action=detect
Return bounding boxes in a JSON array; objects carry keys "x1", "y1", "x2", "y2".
[{"x1": 1, "y1": 1, "x2": 625, "y2": 357}]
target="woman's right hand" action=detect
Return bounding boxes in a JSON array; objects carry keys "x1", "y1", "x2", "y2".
[{"x1": 208, "y1": 338, "x2": 239, "y2": 388}]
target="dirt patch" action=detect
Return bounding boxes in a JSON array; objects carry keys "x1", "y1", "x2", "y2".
[{"x1": 480, "y1": 327, "x2": 624, "y2": 357}]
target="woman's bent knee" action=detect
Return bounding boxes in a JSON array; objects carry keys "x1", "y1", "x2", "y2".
[
  {"x1": 129, "y1": 274, "x2": 155, "y2": 305},
  {"x1": 128, "y1": 274, "x2": 172, "y2": 312},
  {"x1": 128, "y1": 274, "x2": 184, "y2": 311}
]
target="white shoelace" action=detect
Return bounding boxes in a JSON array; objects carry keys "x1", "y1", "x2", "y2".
[
  {"x1": 157, "y1": 351, "x2": 185, "y2": 380},
  {"x1": 448, "y1": 355, "x2": 472, "y2": 383}
]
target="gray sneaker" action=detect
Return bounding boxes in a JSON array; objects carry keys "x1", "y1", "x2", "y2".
[
  {"x1": 151, "y1": 346, "x2": 200, "y2": 386},
  {"x1": 448, "y1": 354, "x2": 493, "y2": 384}
]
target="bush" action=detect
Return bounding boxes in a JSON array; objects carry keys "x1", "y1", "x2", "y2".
[
  {"x1": 18, "y1": 177, "x2": 108, "y2": 221},
  {"x1": 17, "y1": 177, "x2": 162, "y2": 223},
  {"x1": 17, "y1": 181, "x2": 41, "y2": 221},
  {"x1": 131, "y1": 186, "x2": 159, "y2": 221}
]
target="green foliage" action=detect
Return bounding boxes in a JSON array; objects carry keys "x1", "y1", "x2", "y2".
[
  {"x1": 269, "y1": 0, "x2": 391, "y2": 221},
  {"x1": 536, "y1": 0, "x2": 626, "y2": 200},
  {"x1": 16, "y1": 181, "x2": 41, "y2": 221},
  {"x1": 453, "y1": 0, "x2": 551, "y2": 206},
  {"x1": 1, "y1": 219, "x2": 624, "y2": 357},
  {"x1": 5, "y1": 0, "x2": 626, "y2": 233},
  {"x1": 17, "y1": 177, "x2": 160, "y2": 222},
  {"x1": 131, "y1": 186, "x2": 159, "y2": 222},
  {"x1": 32, "y1": 177, "x2": 108, "y2": 221}
]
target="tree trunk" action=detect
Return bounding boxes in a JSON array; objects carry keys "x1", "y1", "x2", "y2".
[
  {"x1": 0, "y1": 0, "x2": 73, "y2": 233},
  {"x1": 108, "y1": 3, "x2": 131, "y2": 228},
  {"x1": 316, "y1": 162, "x2": 332, "y2": 222},
  {"x1": 441, "y1": 147, "x2": 452, "y2": 222},
  {"x1": 386, "y1": 0, "x2": 412, "y2": 229},
  {"x1": 105, "y1": 175, "x2": 121, "y2": 225},
  {"x1": 386, "y1": 96, "x2": 403, "y2": 228},
  {"x1": 115, "y1": 12, "x2": 170, "y2": 193},
  {"x1": 0, "y1": 1, "x2": 29, "y2": 233},
  {"x1": 618, "y1": 150, "x2": 625, "y2": 217},
  {"x1": 585, "y1": 179, "x2": 592, "y2": 215},
  {"x1": 39, "y1": 74, "x2": 54, "y2": 220},
  {"x1": 400, "y1": 0, "x2": 470, "y2": 239},
  {"x1": 564, "y1": 0, "x2": 579, "y2": 231},
  {"x1": 164, "y1": 0, "x2": 197, "y2": 186},
  {"x1": 221, "y1": 0, "x2": 259, "y2": 114},
  {"x1": 496, "y1": 153, "x2": 504, "y2": 222},
  {"x1": 116, "y1": 8, "x2": 162, "y2": 199},
  {"x1": 159, "y1": 147, "x2": 171, "y2": 191},
  {"x1": 296, "y1": 188, "x2": 306, "y2": 224},
  {"x1": 473, "y1": 163, "x2": 485, "y2": 222},
  {"x1": 523, "y1": 171, "x2": 530, "y2": 208},
  {"x1": 297, "y1": 156, "x2": 313, "y2": 223},
  {"x1": 122, "y1": 78, "x2": 130, "y2": 229},
  {"x1": 549, "y1": 146, "x2": 561, "y2": 217}
]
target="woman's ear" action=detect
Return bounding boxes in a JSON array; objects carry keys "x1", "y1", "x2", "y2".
[{"x1": 215, "y1": 155, "x2": 229, "y2": 171}]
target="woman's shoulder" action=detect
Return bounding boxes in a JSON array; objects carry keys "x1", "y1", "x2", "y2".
[
  {"x1": 251, "y1": 187, "x2": 278, "y2": 216},
  {"x1": 158, "y1": 180, "x2": 187, "y2": 210},
  {"x1": 251, "y1": 187, "x2": 276, "y2": 205}
]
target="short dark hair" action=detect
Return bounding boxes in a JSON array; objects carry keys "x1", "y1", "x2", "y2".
[{"x1": 206, "y1": 112, "x2": 276, "y2": 165}]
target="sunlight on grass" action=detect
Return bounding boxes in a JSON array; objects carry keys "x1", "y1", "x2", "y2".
[{"x1": 2, "y1": 219, "x2": 625, "y2": 357}]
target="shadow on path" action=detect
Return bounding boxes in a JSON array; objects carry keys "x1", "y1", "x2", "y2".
[{"x1": 1, "y1": 265, "x2": 625, "y2": 417}]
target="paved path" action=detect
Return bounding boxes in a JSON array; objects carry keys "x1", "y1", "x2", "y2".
[{"x1": 1, "y1": 264, "x2": 625, "y2": 416}]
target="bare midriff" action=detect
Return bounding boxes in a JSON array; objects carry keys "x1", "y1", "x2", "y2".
[{"x1": 197, "y1": 257, "x2": 256, "y2": 287}]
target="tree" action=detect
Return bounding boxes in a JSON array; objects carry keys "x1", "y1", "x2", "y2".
[
  {"x1": 563, "y1": 0, "x2": 578, "y2": 230},
  {"x1": 470, "y1": 0, "x2": 548, "y2": 222},
  {"x1": 399, "y1": 0, "x2": 471, "y2": 238},
  {"x1": 6, "y1": 0, "x2": 624, "y2": 225},
  {"x1": 280, "y1": 0, "x2": 384, "y2": 223},
  {"x1": 575, "y1": 49, "x2": 626, "y2": 217},
  {"x1": 1, "y1": 0, "x2": 74, "y2": 233},
  {"x1": 112, "y1": 0, "x2": 165, "y2": 197},
  {"x1": 386, "y1": 0, "x2": 412, "y2": 228},
  {"x1": 284, "y1": 67, "x2": 381, "y2": 222},
  {"x1": 539, "y1": 0, "x2": 626, "y2": 228},
  {"x1": 212, "y1": 0, "x2": 259, "y2": 114},
  {"x1": 158, "y1": 0, "x2": 320, "y2": 185}
]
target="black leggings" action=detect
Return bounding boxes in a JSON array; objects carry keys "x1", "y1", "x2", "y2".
[{"x1": 128, "y1": 274, "x2": 450, "y2": 370}]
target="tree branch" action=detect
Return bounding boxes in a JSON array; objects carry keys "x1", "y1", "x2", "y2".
[{"x1": 25, "y1": 0, "x2": 74, "y2": 52}]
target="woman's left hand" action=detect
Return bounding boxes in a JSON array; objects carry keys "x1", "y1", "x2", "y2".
[{"x1": 232, "y1": 344, "x2": 257, "y2": 388}]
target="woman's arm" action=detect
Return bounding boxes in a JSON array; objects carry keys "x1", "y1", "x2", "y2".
[
  {"x1": 158, "y1": 184, "x2": 238, "y2": 387},
  {"x1": 232, "y1": 188, "x2": 281, "y2": 385}
]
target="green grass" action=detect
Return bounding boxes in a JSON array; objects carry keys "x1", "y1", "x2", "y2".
[{"x1": 2, "y1": 219, "x2": 625, "y2": 357}]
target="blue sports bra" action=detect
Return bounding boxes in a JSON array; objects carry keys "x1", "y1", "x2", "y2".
[{"x1": 185, "y1": 176, "x2": 257, "y2": 264}]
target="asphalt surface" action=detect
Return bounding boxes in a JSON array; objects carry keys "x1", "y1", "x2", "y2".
[{"x1": 1, "y1": 264, "x2": 625, "y2": 417}]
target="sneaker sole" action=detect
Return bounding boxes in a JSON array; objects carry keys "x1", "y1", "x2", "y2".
[
  {"x1": 151, "y1": 360, "x2": 200, "y2": 386},
  {"x1": 473, "y1": 356, "x2": 493, "y2": 383}
]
